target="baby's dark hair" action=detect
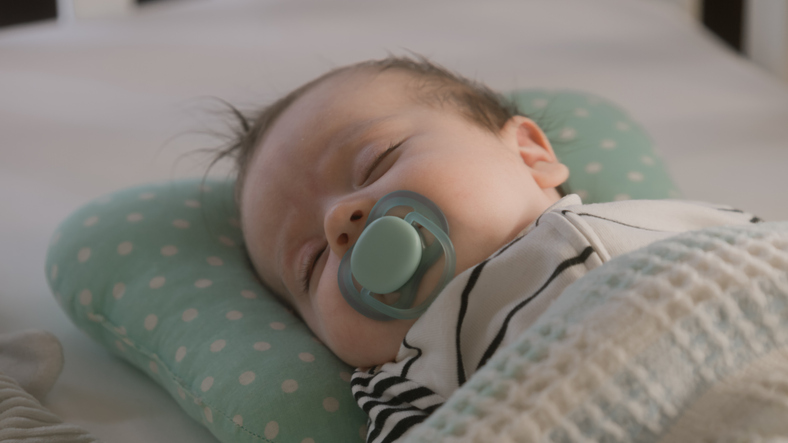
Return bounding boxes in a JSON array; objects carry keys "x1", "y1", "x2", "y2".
[{"x1": 208, "y1": 55, "x2": 565, "y2": 202}]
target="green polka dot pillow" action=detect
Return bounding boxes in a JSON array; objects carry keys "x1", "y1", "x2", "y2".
[
  {"x1": 47, "y1": 180, "x2": 366, "y2": 442},
  {"x1": 507, "y1": 89, "x2": 681, "y2": 201},
  {"x1": 44, "y1": 89, "x2": 679, "y2": 443}
]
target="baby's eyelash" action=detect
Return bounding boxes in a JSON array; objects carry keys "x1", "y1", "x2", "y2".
[
  {"x1": 361, "y1": 139, "x2": 405, "y2": 185},
  {"x1": 300, "y1": 246, "x2": 325, "y2": 294}
]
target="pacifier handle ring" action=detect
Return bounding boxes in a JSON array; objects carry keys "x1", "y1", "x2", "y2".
[{"x1": 366, "y1": 190, "x2": 449, "y2": 235}]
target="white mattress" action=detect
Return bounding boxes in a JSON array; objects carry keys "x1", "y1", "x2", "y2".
[{"x1": 1, "y1": 0, "x2": 786, "y2": 441}]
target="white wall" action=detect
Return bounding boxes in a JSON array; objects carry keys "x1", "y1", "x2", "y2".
[
  {"x1": 56, "y1": 0, "x2": 135, "y2": 22},
  {"x1": 644, "y1": 0, "x2": 702, "y2": 19},
  {"x1": 745, "y1": 0, "x2": 788, "y2": 82}
]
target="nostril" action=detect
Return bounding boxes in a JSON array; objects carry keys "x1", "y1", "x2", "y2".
[
  {"x1": 337, "y1": 233, "x2": 349, "y2": 246},
  {"x1": 350, "y1": 210, "x2": 363, "y2": 222}
]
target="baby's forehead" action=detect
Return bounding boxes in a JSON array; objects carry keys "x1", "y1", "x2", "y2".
[
  {"x1": 261, "y1": 71, "x2": 424, "y2": 149},
  {"x1": 301, "y1": 68, "x2": 424, "y2": 114}
]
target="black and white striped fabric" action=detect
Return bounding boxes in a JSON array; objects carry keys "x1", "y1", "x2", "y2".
[{"x1": 351, "y1": 194, "x2": 761, "y2": 443}]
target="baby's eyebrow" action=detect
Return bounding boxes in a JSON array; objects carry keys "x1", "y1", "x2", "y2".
[{"x1": 327, "y1": 115, "x2": 398, "y2": 150}]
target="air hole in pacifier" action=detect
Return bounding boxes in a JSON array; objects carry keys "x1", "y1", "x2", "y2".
[
  {"x1": 372, "y1": 291, "x2": 401, "y2": 305},
  {"x1": 414, "y1": 221, "x2": 435, "y2": 248}
]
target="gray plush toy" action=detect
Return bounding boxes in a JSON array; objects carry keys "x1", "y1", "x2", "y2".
[{"x1": 0, "y1": 329, "x2": 99, "y2": 442}]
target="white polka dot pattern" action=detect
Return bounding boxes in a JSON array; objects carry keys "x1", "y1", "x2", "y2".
[
  {"x1": 149, "y1": 276, "x2": 165, "y2": 289},
  {"x1": 559, "y1": 127, "x2": 576, "y2": 141},
  {"x1": 628, "y1": 171, "x2": 644, "y2": 182},
  {"x1": 282, "y1": 379, "x2": 298, "y2": 393},
  {"x1": 112, "y1": 283, "x2": 125, "y2": 299},
  {"x1": 253, "y1": 341, "x2": 271, "y2": 351},
  {"x1": 182, "y1": 308, "x2": 198, "y2": 322},
  {"x1": 117, "y1": 241, "x2": 133, "y2": 255},
  {"x1": 239, "y1": 371, "x2": 256, "y2": 385},
  {"x1": 615, "y1": 193, "x2": 631, "y2": 201},
  {"x1": 206, "y1": 256, "x2": 223, "y2": 266},
  {"x1": 144, "y1": 314, "x2": 158, "y2": 331},
  {"x1": 194, "y1": 279, "x2": 212, "y2": 288},
  {"x1": 265, "y1": 421, "x2": 279, "y2": 439},
  {"x1": 83, "y1": 215, "x2": 99, "y2": 227},
  {"x1": 77, "y1": 247, "x2": 91, "y2": 263},
  {"x1": 79, "y1": 289, "x2": 92, "y2": 306},
  {"x1": 601, "y1": 139, "x2": 617, "y2": 149},
  {"x1": 585, "y1": 162, "x2": 602, "y2": 174},
  {"x1": 219, "y1": 235, "x2": 235, "y2": 246},
  {"x1": 323, "y1": 397, "x2": 339, "y2": 412}
]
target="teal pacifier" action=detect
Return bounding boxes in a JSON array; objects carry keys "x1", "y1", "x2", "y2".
[{"x1": 337, "y1": 190, "x2": 456, "y2": 321}]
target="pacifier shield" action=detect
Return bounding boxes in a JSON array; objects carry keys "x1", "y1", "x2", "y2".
[
  {"x1": 350, "y1": 216, "x2": 422, "y2": 294},
  {"x1": 337, "y1": 190, "x2": 456, "y2": 321}
]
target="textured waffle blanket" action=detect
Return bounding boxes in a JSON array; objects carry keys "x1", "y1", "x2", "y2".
[{"x1": 405, "y1": 221, "x2": 788, "y2": 443}]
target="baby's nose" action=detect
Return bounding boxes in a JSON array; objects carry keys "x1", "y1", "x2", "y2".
[
  {"x1": 334, "y1": 210, "x2": 364, "y2": 247},
  {"x1": 325, "y1": 202, "x2": 370, "y2": 258}
]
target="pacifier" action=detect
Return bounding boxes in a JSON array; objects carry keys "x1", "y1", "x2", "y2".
[{"x1": 337, "y1": 190, "x2": 456, "y2": 321}]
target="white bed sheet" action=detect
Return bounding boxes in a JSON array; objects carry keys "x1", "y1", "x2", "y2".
[{"x1": 1, "y1": 0, "x2": 786, "y2": 441}]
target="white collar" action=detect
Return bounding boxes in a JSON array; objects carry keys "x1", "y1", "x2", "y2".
[{"x1": 517, "y1": 194, "x2": 583, "y2": 238}]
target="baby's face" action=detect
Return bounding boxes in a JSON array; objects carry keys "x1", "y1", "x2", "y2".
[{"x1": 241, "y1": 69, "x2": 567, "y2": 368}]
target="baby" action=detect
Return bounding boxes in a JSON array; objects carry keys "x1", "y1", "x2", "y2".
[{"x1": 216, "y1": 56, "x2": 760, "y2": 442}]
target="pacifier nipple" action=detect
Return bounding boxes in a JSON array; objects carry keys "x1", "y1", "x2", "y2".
[
  {"x1": 350, "y1": 217, "x2": 422, "y2": 294},
  {"x1": 337, "y1": 190, "x2": 456, "y2": 321}
]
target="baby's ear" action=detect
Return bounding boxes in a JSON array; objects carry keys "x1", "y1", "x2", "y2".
[{"x1": 502, "y1": 116, "x2": 569, "y2": 189}]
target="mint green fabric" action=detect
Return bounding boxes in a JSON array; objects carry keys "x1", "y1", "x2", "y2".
[
  {"x1": 45, "y1": 89, "x2": 679, "y2": 443},
  {"x1": 507, "y1": 89, "x2": 682, "y2": 202},
  {"x1": 46, "y1": 180, "x2": 367, "y2": 443}
]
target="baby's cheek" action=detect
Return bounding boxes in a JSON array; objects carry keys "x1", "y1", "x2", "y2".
[
  {"x1": 320, "y1": 298, "x2": 384, "y2": 366},
  {"x1": 314, "y1": 284, "x2": 406, "y2": 367}
]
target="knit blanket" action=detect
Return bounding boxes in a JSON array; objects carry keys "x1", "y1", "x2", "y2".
[{"x1": 404, "y1": 221, "x2": 788, "y2": 443}]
